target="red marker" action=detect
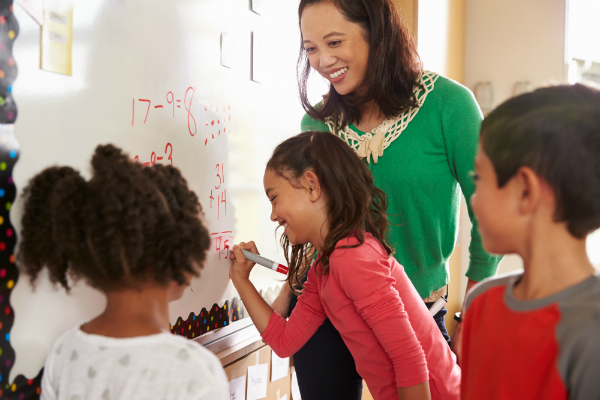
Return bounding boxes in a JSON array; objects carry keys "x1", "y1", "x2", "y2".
[{"x1": 241, "y1": 249, "x2": 288, "y2": 275}]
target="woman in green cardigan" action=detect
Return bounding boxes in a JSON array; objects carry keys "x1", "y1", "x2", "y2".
[{"x1": 270, "y1": 0, "x2": 502, "y2": 398}]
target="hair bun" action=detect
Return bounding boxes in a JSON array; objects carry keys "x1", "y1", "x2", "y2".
[
  {"x1": 19, "y1": 166, "x2": 85, "y2": 287},
  {"x1": 91, "y1": 144, "x2": 131, "y2": 175}
]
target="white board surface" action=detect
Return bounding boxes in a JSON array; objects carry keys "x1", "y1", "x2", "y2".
[{"x1": 9, "y1": 0, "x2": 306, "y2": 380}]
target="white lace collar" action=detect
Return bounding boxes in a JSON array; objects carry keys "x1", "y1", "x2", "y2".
[{"x1": 325, "y1": 71, "x2": 439, "y2": 163}]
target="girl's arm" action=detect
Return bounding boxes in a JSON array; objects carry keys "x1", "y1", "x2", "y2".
[
  {"x1": 398, "y1": 382, "x2": 431, "y2": 400},
  {"x1": 332, "y1": 247, "x2": 431, "y2": 393},
  {"x1": 270, "y1": 284, "x2": 293, "y2": 318},
  {"x1": 230, "y1": 243, "x2": 327, "y2": 357}
]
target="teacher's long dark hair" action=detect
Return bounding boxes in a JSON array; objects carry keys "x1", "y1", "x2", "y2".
[
  {"x1": 267, "y1": 131, "x2": 392, "y2": 294},
  {"x1": 298, "y1": 0, "x2": 423, "y2": 129}
]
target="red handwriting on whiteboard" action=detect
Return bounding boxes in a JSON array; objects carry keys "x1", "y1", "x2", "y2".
[
  {"x1": 132, "y1": 93, "x2": 232, "y2": 145},
  {"x1": 131, "y1": 87, "x2": 196, "y2": 134},
  {"x1": 209, "y1": 163, "x2": 227, "y2": 219},
  {"x1": 204, "y1": 105, "x2": 232, "y2": 146},
  {"x1": 184, "y1": 87, "x2": 197, "y2": 137},
  {"x1": 132, "y1": 143, "x2": 174, "y2": 166},
  {"x1": 211, "y1": 231, "x2": 233, "y2": 260}
]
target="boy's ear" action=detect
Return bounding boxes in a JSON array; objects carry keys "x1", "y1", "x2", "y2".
[
  {"x1": 515, "y1": 166, "x2": 542, "y2": 215},
  {"x1": 303, "y1": 170, "x2": 322, "y2": 202}
]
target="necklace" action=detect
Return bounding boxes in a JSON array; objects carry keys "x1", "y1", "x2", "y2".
[{"x1": 325, "y1": 71, "x2": 439, "y2": 163}]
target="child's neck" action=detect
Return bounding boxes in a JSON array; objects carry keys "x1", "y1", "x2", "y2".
[
  {"x1": 514, "y1": 223, "x2": 595, "y2": 301},
  {"x1": 81, "y1": 284, "x2": 171, "y2": 338}
]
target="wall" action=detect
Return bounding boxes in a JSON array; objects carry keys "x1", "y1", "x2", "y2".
[
  {"x1": 9, "y1": 0, "x2": 304, "y2": 383},
  {"x1": 464, "y1": 0, "x2": 567, "y2": 111}
]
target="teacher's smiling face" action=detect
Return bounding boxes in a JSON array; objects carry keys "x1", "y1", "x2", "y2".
[{"x1": 300, "y1": 3, "x2": 370, "y2": 96}]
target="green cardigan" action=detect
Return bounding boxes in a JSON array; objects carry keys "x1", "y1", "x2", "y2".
[{"x1": 301, "y1": 75, "x2": 502, "y2": 299}]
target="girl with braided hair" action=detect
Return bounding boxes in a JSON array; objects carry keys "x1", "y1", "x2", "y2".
[{"x1": 18, "y1": 144, "x2": 228, "y2": 400}]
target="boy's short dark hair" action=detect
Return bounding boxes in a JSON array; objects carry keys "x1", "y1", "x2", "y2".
[{"x1": 480, "y1": 84, "x2": 600, "y2": 238}]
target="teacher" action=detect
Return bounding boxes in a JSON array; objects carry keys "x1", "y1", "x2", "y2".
[{"x1": 270, "y1": 0, "x2": 502, "y2": 399}]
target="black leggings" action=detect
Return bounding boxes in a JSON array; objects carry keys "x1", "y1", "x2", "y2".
[{"x1": 426, "y1": 302, "x2": 451, "y2": 346}]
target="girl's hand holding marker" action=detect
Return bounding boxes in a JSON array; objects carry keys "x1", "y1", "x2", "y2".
[
  {"x1": 229, "y1": 241, "x2": 276, "y2": 334},
  {"x1": 230, "y1": 243, "x2": 289, "y2": 279},
  {"x1": 229, "y1": 242, "x2": 261, "y2": 282}
]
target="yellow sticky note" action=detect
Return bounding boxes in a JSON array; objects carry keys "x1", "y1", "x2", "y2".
[{"x1": 40, "y1": 0, "x2": 73, "y2": 76}]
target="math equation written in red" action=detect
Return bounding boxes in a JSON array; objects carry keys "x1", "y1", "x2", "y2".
[
  {"x1": 209, "y1": 163, "x2": 227, "y2": 220},
  {"x1": 131, "y1": 142, "x2": 173, "y2": 167},
  {"x1": 211, "y1": 231, "x2": 233, "y2": 260},
  {"x1": 131, "y1": 87, "x2": 232, "y2": 146}
]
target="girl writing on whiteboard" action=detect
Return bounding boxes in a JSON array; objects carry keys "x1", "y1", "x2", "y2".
[
  {"x1": 230, "y1": 132, "x2": 460, "y2": 400},
  {"x1": 18, "y1": 145, "x2": 228, "y2": 400}
]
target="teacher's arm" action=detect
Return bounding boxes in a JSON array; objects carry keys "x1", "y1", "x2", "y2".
[{"x1": 440, "y1": 82, "x2": 503, "y2": 354}]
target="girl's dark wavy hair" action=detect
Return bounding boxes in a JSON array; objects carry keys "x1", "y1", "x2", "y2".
[
  {"x1": 267, "y1": 131, "x2": 392, "y2": 294},
  {"x1": 18, "y1": 144, "x2": 211, "y2": 292},
  {"x1": 298, "y1": 0, "x2": 423, "y2": 129}
]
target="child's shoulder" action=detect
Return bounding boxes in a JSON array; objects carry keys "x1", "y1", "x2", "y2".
[
  {"x1": 553, "y1": 273, "x2": 600, "y2": 334},
  {"x1": 464, "y1": 271, "x2": 521, "y2": 313},
  {"x1": 48, "y1": 326, "x2": 223, "y2": 373},
  {"x1": 44, "y1": 326, "x2": 228, "y2": 399},
  {"x1": 552, "y1": 274, "x2": 600, "y2": 394},
  {"x1": 331, "y1": 233, "x2": 388, "y2": 261}
]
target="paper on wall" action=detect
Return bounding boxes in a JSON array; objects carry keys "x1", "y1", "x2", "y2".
[
  {"x1": 271, "y1": 350, "x2": 290, "y2": 382},
  {"x1": 16, "y1": 0, "x2": 43, "y2": 25},
  {"x1": 229, "y1": 375, "x2": 247, "y2": 400},
  {"x1": 291, "y1": 371, "x2": 301, "y2": 400},
  {"x1": 221, "y1": 32, "x2": 234, "y2": 68},
  {"x1": 251, "y1": 0, "x2": 264, "y2": 15},
  {"x1": 251, "y1": 31, "x2": 265, "y2": 83},
  {"x1": 41, "y1": 0, "x2": 73, "y2": 75},
  {"x1": 247, "y1": 363, "x2": 268, "y2": 400}
]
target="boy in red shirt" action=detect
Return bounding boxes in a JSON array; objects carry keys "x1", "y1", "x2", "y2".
[{"x1": 459, "y1": 84, "x2": 600, "y2": 399}]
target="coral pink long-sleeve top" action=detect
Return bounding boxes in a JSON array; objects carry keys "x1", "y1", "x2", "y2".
[{"x1": 262, "y1": 234, "x2": 460, "y2": 400}]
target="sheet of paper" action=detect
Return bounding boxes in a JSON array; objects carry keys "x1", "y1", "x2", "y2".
[
  {"x1": 247, "y1": 363, "x2": 268, "y2": 400},
  {"x1": 271, "y1": 351, "x2": 289, "y2": 382},
  {"x1": 221, "y1": 31, "x2": 234, "y2": 68},
  {"x1": 251, "y1": 31, "x2": 265, "y2": 83},
  {"x1": 41, "y1": 0, "x2": 74, "y2": 75},
  {"x1": 16, "y1": 0, "x2": 44, "y2": 25},
  {"x1": 251, "y1": 0, "x2": 264, "y2": 15},
  {"x1": 229, "y1": 375, "x2": 246, "y2": 400},
  {"x1": 291, "y1": 371, "x2": 301, "y2": 400}
]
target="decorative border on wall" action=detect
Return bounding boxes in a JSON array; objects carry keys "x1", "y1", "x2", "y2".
[
  {"x1": 170, "y1": 284, "x2": 283, "y2": 340},
  {"x1": 0, "y1": 2, "x2": 45, "y2": 399}
]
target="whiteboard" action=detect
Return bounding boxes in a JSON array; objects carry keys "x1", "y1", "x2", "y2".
[{"x1": 8, "y1": 0, "x2": 310, "y2": 381}]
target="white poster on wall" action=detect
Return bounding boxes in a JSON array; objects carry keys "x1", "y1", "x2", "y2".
[
  {"x1": 247, "y1": 363, "x2": 268, "y2": 400},
  {"x1": 271, "y1": 350, "x2": 290, "y2": 382},
  {"x1": 229, "y1": 375, "x2": 246, "y2": 400}
]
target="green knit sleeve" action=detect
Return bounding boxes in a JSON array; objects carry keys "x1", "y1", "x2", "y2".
[
  {"x1": 300, "y1": 104, "x2": 329, "y2": 132},
  {"x1": 439, "y1": 78, "x2": 503, "y2": 282}
]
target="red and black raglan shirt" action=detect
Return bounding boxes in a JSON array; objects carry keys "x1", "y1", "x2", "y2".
[{"x1": 461, "y1": 271, "x2": 600, "y2": 399}]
